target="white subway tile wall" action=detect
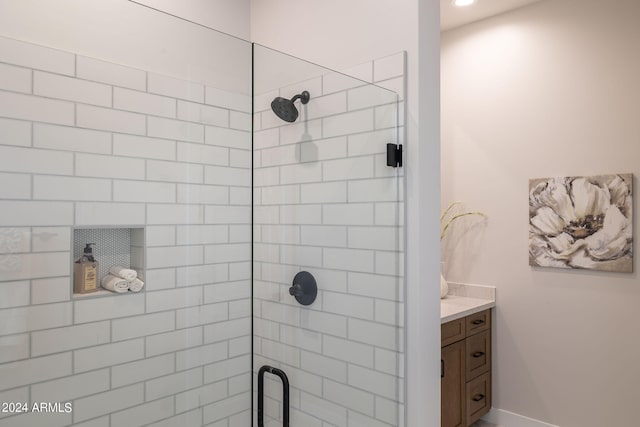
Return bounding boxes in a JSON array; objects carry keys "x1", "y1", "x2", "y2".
[
  {"x1": 0, "y1": 35, "x2": 251, "y2": 427},
  {"x1": 253, "y1": 50, "x2": 405, "y2": 427}
]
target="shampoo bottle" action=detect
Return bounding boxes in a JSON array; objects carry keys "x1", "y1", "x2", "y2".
[{"x1": 74, "y1": 243, "x2": 98, "y2": 294}]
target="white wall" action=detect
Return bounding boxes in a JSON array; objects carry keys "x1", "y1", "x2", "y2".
[
  {"x1": 441, "y1": 0, "x2": 640, "y2": 426},
  {"x1": 133, "y1": 0, "x2": 251, "y2": 40},
  {"x1": 251, "y1": 1, "x2": 412, "y2": 71},
  {"x1": 251, "y1": 1, "x2": 442, "y2": 426},
  {"x1": 0, "y1": 0, "x2": 251, "y2": 93}
]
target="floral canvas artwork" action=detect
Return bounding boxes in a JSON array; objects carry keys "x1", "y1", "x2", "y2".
[{"x1": 529, "y1": 174, "x2": 633, "y2": 272}]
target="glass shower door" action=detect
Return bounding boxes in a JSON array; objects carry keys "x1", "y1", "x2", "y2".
[
  {"x1": 253, "y1": 44, "x2": 404, "y2": 427},
  {"x1": 0, "y1": 5, "x2": 253, "y2": 426}
]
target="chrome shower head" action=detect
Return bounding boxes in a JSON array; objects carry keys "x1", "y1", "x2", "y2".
[{"x1": 271, "y1": 91, "x2": 310, "y2": 123}]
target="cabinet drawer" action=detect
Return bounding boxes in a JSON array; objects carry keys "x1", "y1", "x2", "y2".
[
  {"x1": 442, "y1": 317, "x2": 466, "y2": 347},
  {"x1": 466, "y1": 309, "x2": 490, "y2": 335},
  {"x1": 466, "y1": 330, "x2": 490, "y2": 380},
  {"x1": 466, "y1": 372, "x2": 491, "y2": 426}
]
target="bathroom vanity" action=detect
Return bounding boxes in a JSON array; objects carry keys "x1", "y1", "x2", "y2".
[{"x1": 440, "y1": 284, "x2": 495, "y2": 427}]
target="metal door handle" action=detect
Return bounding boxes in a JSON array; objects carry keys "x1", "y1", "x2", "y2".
[{"x1": 258, "y1": 365, "x2": 290, "y2": 427}]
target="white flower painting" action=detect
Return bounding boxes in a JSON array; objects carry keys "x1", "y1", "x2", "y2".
[{"x1": 529, "y1": 174, "x2": 633, "y2": 272}]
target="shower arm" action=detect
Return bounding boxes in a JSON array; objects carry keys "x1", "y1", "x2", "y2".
[{"x1": 290, "y1": 90, "x2": 310, "y2": 105}]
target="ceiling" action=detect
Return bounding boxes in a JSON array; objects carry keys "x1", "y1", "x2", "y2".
[{"x1": 441, "y1": 0, "x2": 543, "y2": 31}]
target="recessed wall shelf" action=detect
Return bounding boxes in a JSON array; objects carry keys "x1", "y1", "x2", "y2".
[{"x1": 72, "y1": 227, "x2": 145, "y2": 299}]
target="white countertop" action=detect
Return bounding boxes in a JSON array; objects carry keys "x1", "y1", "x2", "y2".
[{"x1": 440, "y1": 282, "x2": 496, "y2": 323}]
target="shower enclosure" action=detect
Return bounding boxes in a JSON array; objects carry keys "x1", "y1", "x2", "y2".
[{"x1": 0, "y1": 4, "x2": 404, "y2": 426}]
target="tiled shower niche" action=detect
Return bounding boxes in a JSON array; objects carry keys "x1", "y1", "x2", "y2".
[{"x1": 72, "y1": 227, "x2": 145, "y2": 298}]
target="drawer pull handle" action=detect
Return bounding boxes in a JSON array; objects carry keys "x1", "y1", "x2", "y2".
[
  {"x1": 472, "y1": 351, "x2": 485, "y2": 358},
  {"x1": 471, "y1": 319, "x2": 485, "y2": 325},
  {"x1": 472, "y1": 394, "x2": 485, "y2": 402}
]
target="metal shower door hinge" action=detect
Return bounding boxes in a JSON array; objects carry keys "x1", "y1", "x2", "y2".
[{"x1": 386, "y1": 143, "x2": 403, "y2": 167}]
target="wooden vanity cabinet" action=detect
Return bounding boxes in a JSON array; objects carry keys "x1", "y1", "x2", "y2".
[
  {"x1": 441, "y1": 339, "x2": 466, "y2": 427},
  {"x1": 441, "y1": 309, "x2": 492, "y2": 427}
]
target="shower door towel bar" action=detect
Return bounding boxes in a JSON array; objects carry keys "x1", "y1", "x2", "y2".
[{"x1": 258, "y1": 365, "x2": 290, "y2": 427}]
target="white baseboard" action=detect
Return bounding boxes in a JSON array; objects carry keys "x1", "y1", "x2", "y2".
[{"x1": 482, "y1": 408, "x2": 559, "y2": 427}]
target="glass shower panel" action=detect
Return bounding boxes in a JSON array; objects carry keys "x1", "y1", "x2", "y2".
[
  {"x1": 0, "y1": 4, "x2": 252, "y2": 426},
  {"x1": 253, "y1": 44, "x2": 404, "y2": 427}
]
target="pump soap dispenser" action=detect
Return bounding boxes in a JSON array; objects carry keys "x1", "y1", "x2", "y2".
[{"x1": 74, "y1": 243, "x2": 98, "y2": 294}]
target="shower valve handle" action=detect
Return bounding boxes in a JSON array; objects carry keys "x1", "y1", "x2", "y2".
[
  {"x1": 289, "y1": 284, "x2": 303, "y2": 297},
  {"x1": 289, "y1": 271, "x2": 317, "y2": 306}
]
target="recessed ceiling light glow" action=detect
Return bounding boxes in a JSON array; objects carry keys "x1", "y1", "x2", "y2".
[{"x1": 453, "y1": 0, "x2": 476, "y2": 7}]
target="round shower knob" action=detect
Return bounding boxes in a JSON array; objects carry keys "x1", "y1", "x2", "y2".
[{"x1": 289, "y1": 271, "x2": 317, "y2": 306}]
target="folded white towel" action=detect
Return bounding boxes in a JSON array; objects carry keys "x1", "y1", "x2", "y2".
[
  {"x1": 101, "y1": 274, "x2": 129, "y2": 293},
  {"x1": 109, "y1": 266, "x2": 137, "y2": 282},
  {"x1": 128, "y1": 278, "x2": 144, "y2": 293}
]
